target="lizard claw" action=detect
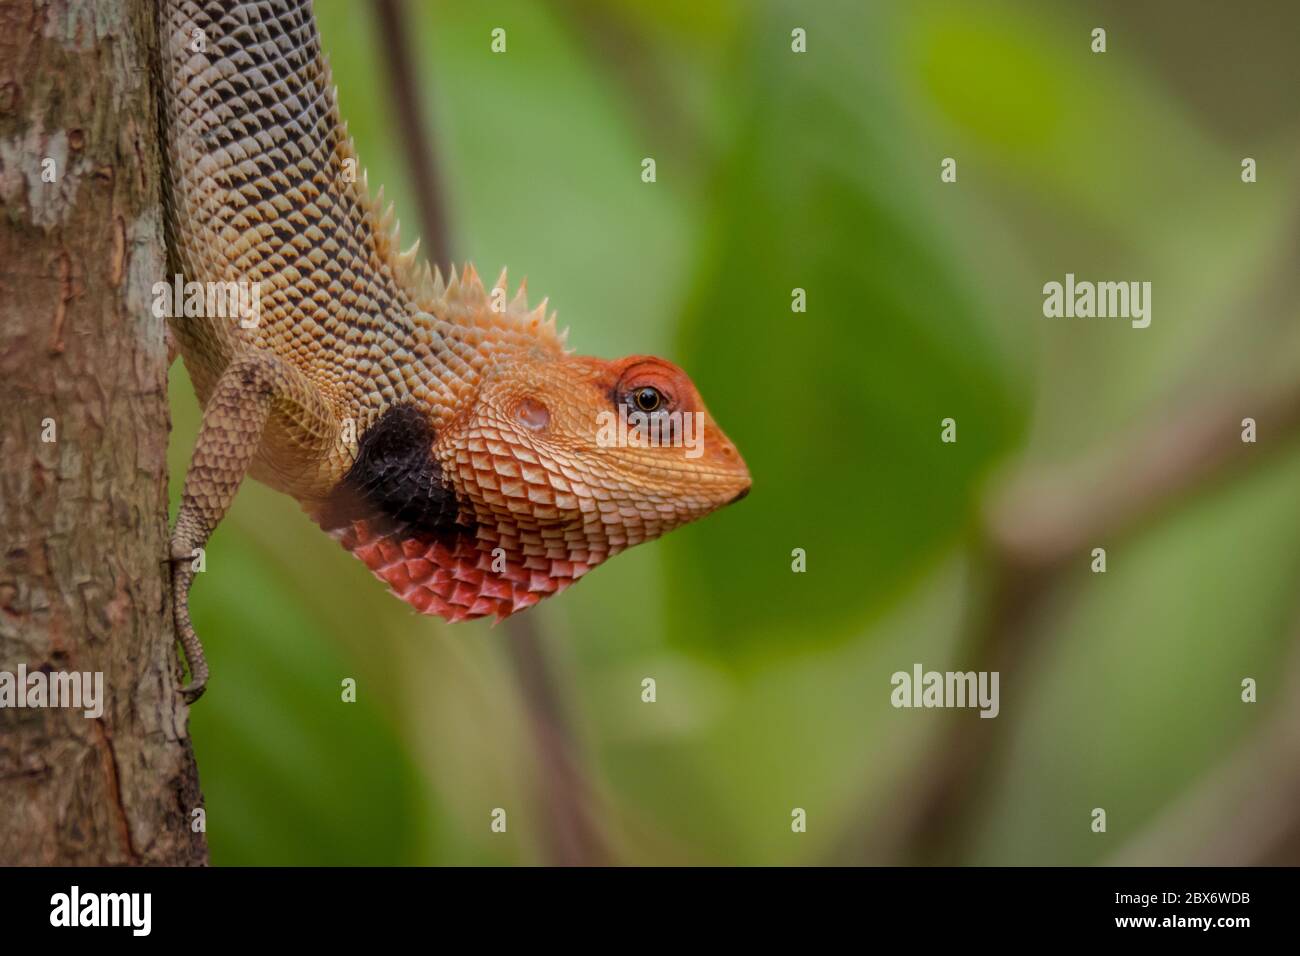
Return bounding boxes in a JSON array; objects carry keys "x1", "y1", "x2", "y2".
[
  {"x1": 180, "y1": 676, "x2": 208, "y2": 704},
  {"x1": 170, "y1": 547, "x2": 210, "y2": 704}
]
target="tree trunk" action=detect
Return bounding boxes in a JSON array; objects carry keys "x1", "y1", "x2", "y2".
[{"x1": 0, "y1": 0, "x2": 206, "y2": 865}]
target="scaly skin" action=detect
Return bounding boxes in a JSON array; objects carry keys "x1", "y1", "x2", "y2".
[{"x1": 160, "y1": 0, "x2": 750, "y2": 701}]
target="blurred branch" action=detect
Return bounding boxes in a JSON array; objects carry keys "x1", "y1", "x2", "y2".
[
  {"x1": 504, "y1": 613, "x2": 610, "y2": 865},
  {"x1": 550, "y1": 0, "x2": 707, "y2": 166},
  {"x1": 368, "y1": 0, "x2": 610, "y2": 865},
  {"x1": 868, "y1": 377, "x2": 1300, "y2": 864},
  {"x1": 986, "y1": 382, "x2": 1300, "y2": 571},
  {"x1": 371, "y1": 0, "x2": 454, "y2": 275},
  {"x1": 1107, "y1": 615, "x2": 1300, "y2": 866}
]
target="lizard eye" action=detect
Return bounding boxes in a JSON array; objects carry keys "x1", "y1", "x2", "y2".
[
  {"x1": 513, "y1": 396, "x2": 550, "y2": 432},
  {"x1": 631, "y1": 386, "x2": 663, "y2": 413}
]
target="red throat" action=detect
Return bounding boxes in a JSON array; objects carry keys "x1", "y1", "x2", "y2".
[{"x1": 330, "y1": 518, "x2": 591, "y2": 622}]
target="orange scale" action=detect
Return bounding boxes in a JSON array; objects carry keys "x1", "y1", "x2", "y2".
[
  {"x1": 449, "y1": 582, "x2": 479, "y2": 608},
  {"x1": 353, "y1": 540, "x2": 386, "y2": 570},
  {"x1": 375, "y1": 538, "x2": 404, "y2": 566},
  {"x1": 480, "y1": 575, "x2": 513, "y2": 600},
  {"x1": 429, "y1": 540, "x2": 458, "y2": 565},
  {"x1": 451, "y1": 563, "x2": 483, "y2": 586},
  {"x1": 404, "y1": 587, "x2": 440, "y2": 615},
  {"x1": 528, "y1": 571, "x2": 558, "y2": 594},
  {"x1": 510, "y1": 591, "x2": 540, "y2": 613},
  {"x1": 405, "y1": 557, "x2": 434, "y2": 580},
  {"x1": 401, "y1": 588, "x2": 430, "y2": 613},
  {"x1": 383, "y1": 563, "x2": 412, "y2": 592},
  {"x1": 478, "y1": 489, "x2": 507, "y2": 508},
  {"x1": 502, "y1": 563, "x2": 530, "y2": 585}
]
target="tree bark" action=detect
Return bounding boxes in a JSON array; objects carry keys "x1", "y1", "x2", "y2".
[{"x1": 0, "y1": 0, "x2": 206, "y2": 865}]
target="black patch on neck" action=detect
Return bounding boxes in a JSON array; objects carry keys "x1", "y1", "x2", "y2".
[{"x1": 318, "y1": 404, "x2": 469, "y2": 540}]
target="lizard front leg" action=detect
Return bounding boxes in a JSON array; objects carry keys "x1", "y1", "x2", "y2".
[{"x1": 170, "y1": 351, "x2": 340, "y2": 701}]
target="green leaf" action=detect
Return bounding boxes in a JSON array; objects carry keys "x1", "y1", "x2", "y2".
[{"x1": 670, "y1": 2, "x2": 1023, "y2": 656}]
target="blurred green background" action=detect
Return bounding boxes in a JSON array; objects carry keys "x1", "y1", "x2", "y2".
[{"x1": 168, "y1": 0, "x2": 1300, "y2": 865}]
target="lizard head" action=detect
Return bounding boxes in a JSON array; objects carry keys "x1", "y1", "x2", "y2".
[
  {"x1": 456, "y1": 351, "x2": 752, "y2": 537},
  {"x1": 414, "y1": 351, "x2": 749, "y2": 621},
  {"x1": 320, "y1": 272, "x2": 749, "y2": 622}
]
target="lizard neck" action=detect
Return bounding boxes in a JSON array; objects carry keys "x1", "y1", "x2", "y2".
[{"x1": 160, "y1": 0, "x2": 566, "y2": 429}]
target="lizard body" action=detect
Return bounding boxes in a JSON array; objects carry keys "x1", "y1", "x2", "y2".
[{"x1": 160, "y1": 0, "x2": 750, "y2": 699}]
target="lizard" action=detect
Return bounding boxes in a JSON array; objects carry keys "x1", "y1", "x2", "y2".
[{"x1": 158, "y1": 0, "x2": 751, "y2": 701}]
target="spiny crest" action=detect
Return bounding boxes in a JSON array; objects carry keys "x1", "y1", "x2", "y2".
[
  {"x1": 324, "y1": 57, "x2": 570, "y2": 357},
  {"x1": 415, "y1": 264, "x2": 571, "y2": 357}
]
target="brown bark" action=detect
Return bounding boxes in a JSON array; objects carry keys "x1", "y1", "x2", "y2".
[{"x1": 0, "y1": 0, "x2": 206, "y2": 865}]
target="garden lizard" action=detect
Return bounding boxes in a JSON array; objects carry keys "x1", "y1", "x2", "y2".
[{"x1": 159, "y1": 0, "x2": 750, "y2": 700}]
